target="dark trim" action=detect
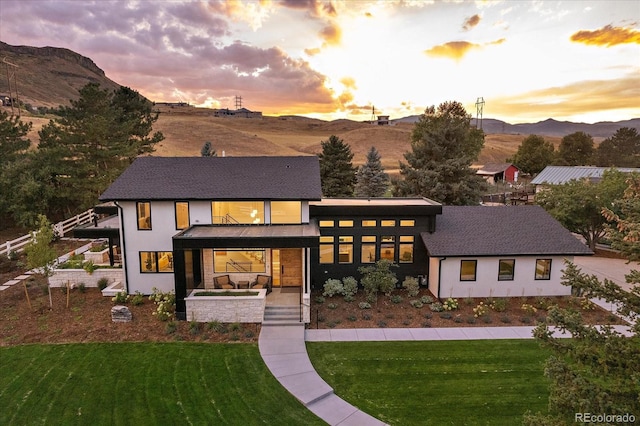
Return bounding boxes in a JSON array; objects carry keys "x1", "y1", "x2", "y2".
[
  {"x1": 535, "y1": 258, "x2": 553, "y2": 280},
  {"x1": 427, "y1": 252, "x2": 593, "y2": 258},
  {"x1": 136, "y1": 201, "x2": 152, "y2": 231},
  {"x1": 497, "y1": 259, "x2": 515, "y2": 281},
  {"x1": 459, "y1": 259, "x2": 477, "y2": 282},
  {"x1": 139, "y1": 251, "x2": 175, "y2": 274},
  {"x1": 437, "y1": 257, "x2": 446, "y2": 300},
  {"x1": 310, "y1": 204, "x2": 442, "y2": 217},
  {"x1": 114, "y1": 201, "x2": 129, "y2": 293},
  {"x1": 174, "y1": 201, "x2": 190, "y2": 231},
  {"x1": 72, "y1": 226, "x2": 119, "y2": 239},
  {"x1": 173, "y1": 236, "x2": 319, "y2": 249}
]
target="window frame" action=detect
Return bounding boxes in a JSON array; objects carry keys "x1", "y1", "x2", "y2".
[
  {"x1": 319, "y1": 220, "x2": 334, "y2": 227},
  {"x1": 270, "y1": 201, "x2": 302, "y2": 224},
  {"x1": 175, "y1": 201, "x2": 190, "y2": 230},
  {"x1": 362, "y1": 220, "x2": 376, "y2": 227},
  {"x1": 139, "y1": 251, "x2": 174, "y2": 273},
  {"x1": 136, "y1": 201, "x2": 152, "y2": 230},
  {"x1": 399, "y1": 236, "x2": 414, "y2": 264},
  {"x1": 460, "y1": 260, "x2": 477, "y2": 282},
  {"x1": 535, "y1": 259, "x2": 552, "y2": 280},
  {"x1": 319, "y1": 236, "x2": 335, "y2": 264},
  {"x1": 498, "y1": 259, "x2": 515, "y2": 281},
  {"x1": 338, "y1": 236, "x2": 354, "y2": 264}
]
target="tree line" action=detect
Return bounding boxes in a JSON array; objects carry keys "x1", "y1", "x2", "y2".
[{"x1": 0, "y1": 83, "x2": 164, "y2": 228}]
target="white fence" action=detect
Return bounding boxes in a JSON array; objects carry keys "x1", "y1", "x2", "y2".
[{"x1": 0, "y1": 209, "x2": 95, "y2": 257}]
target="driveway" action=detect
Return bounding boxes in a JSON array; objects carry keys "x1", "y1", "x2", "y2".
[{"x1": 573, "y1": 256, "x2": 638, "y2": 293}]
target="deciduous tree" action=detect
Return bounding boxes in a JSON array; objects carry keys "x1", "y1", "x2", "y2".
[
  {"x1": 318, "y1": 135, "x2": 357, "y2": 197},
  {"x1": 394, "y1": 101, "x2": 486, "y2": 205},
  {"x1": 509, "y1": 134, "x2": 555, "y2": 175},
  {"x1": 556, "y1": 131, "x2": 593, "y2": 166},
  {"x1": 354, "y1": 146, "x2": 389, "y2": 197}
]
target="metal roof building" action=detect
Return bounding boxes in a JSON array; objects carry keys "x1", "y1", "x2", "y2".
[{"x1": 531, "y1": 166, "x2": 640, "y2": 186}]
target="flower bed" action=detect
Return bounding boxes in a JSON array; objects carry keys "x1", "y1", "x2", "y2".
[{"x1": 184, "y1": 289, "x2": 267, "y2": 323}]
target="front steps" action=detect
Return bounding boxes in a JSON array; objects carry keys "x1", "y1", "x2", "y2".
[{"x1": 263, "y1": 305, "x2": 302, "y2": 326}]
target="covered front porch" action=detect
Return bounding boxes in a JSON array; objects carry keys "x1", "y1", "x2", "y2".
[{"x1": 172, "y1": 222, "x2": 319, "y2": 322}]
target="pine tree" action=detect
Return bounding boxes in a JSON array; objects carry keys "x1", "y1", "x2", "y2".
[
  {"x1": 355, "y1": 146, "x2": 389, "y2": 197},
  {"x1": 318, "y1": 135, "x2": 357, "y2": 197},
  {"x1": 394, "y1": 101, "x2": 486, "y2": 205},
  {"x1": 201, "y1": 141, "x2": 216, "y2": 157}
]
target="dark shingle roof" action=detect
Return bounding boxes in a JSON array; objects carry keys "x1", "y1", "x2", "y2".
[
  {"x1": 421, "y1": 205, "x2": 592, "y2": 257},
  {"x1": 99, "y1": 156, "x2": 322, "y2": 201}
]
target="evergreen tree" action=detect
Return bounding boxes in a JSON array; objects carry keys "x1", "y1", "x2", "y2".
[
  {"x1": 355, "y1": 146, "x2": 389, "y2": 197},
  {"x1": 318, "y1": 135, "x2": 357, "y2": 197},
  {"x1": 556, "y1": 131, "x2": 594, "y2": 166},
  {"x1": 509, "y1": 134, "x2": 555, "y2": 175},
  {"x1": 0, "y1": 110, "x2": 32, "y2": 225},
  {"x1": 201, "y1": 141, "x2": 216, "y2": 157},
  {"x1": 594, "y1": 127, "x2": 640, "y2": 167},
  {"x1": 394, "y1": 101, "x2": 486, "y2": 205}
]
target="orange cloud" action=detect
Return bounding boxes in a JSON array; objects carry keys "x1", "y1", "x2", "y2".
[
  {"x1": 320, "y1": 21, "x2": 342, "y2": 46},
  {"x1": 304, "y1": 47, "x2": 321, "y2": 56},
  {"x1": 425, "y1": 38, "x2": 504, "y2": 60},
  {"x1": 571, "y1": 25, "x2": 640, "y2": 47},
  {"x1": 340, "y1": 77, "x2": 357, "y2": 90},
  {"x1": 463, "y1": 14, "x2": 481, "y2": 31}
]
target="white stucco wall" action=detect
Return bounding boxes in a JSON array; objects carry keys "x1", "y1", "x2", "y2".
[
  {"x1": 434, "y1": 255, "x2": 573, "y2": 298},
  {"x1": 428, "y1": 257, "x2": 440, "y2": 297}
]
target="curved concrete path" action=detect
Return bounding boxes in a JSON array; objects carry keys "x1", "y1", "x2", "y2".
[{"x1": 258, "y1": 324, "x2": 387, "y2": 426}]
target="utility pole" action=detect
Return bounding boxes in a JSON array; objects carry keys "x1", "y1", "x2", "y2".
[
  {"x1": 2, "y1": 57, "x2": 20, "y2": 117},
  {"x1": 475, "y1": 97, "x2": 485, "y2": 130},
  {"x1": 235, "y1": 95, "x2": 242, "y2": 110}
]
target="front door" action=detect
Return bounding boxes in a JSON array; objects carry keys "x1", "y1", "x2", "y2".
[{"x1": 279, "y1": 248, "x2": 302, "y2": 287}]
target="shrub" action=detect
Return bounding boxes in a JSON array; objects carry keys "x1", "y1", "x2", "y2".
[
  {"x1": 131, "y1": 291, "x2": 144, "y2": 306},
  {"x1": 443, "y1": 297, "x2": 458, "y2": 311},
  {"x1": 377, "y1": 320, "x2": 387, "y2": 328},
  {"x1": 520, "y1": 316, "x2": 532, "y2": 324},
  {"x1": 521, "y1": 303, "x2": 537, "y2": 315},
  {"x1": 343, "y1": 294, "x2": 354, "y2": 303},
  {"x1": 314, "y1": 296, "x2": 325, "y2": 304},
  {"x1": 453, "y1": 315, "x2": 463, "y2": 323},
  {"x1": 77, "y1": 283, "x2": 86, "y2": 293},
  {"x1": 97, "y1": 277, "x2": 110, "y2": 290},
  {"x1": 424, "y1": 312, "x2": 433, "y2": 319},
  {"x1": 410, "y1": 300, "x2": 423, "y2": 308},
  {"x1": 358, "y1": 302, "x2": 371, "y2": 309},
  {"x1": 580, "y1": 298, "x2": 595, "y2": 311},
  {"x1": 189, "y1": 321, "x2": 200, "y2": 335},
  {"x1": 466, "y1": 315, "x2": 477, "y2": 324},
  {"x1": 165, "y1": 321, "x2": 177, "y2": 334},
  {"x1": 323, "y1": 279, "x2": 343, "y2": 297},
  {"x1": 149, "y1": 287, "x2": 176, "y2": 321},
  {"x1": 359, "y1": 259, "x2": 398, "y2": 298},
  {"x1": 423, "y1": 321, "x2": 432, "y2": 327},
  {"x1": 328, "y1": 303, "x2": 338, "y2": 310},
  {"x1": 391, "y1": 294, "x2": 403, "y2": 304},
  {"x1": 7, "y1": 250, "x2": 18, "y2": 261},
  {"x1": 347, "y1": 315, "x2": 357, "y2": 322},
  {"x1": 473, "y1": 302, "x2": 488, "y2": 318},
  {"x1": 489, "y1": 298, "x2": 507, "y2": 312},
  {"x1": 83, "y1": 260, "x2": 97, "y2": 275},
  {"x1": 342, "y1": 276, "x2": 358, "y2": 297},
  {"x1": 439, "y1": 312, "x2": 452, "y2": 320},
  {"x1": 366, "y1": 292, "x2": 377, "y2": 304},
  {"x1": 429, "y1": 302, "x2": 443, "y2": 312},
  {"x1": 534, "y1": 296, "x2": 552, "y2": 310},
  {"x1": 317, "y1": 314, "x2": 325, "y2": 323},
  {"x1": 229, "y1": 322, "x2": 241, "y2": 332},
  {"x1": 244, "y1": 330, "x2": 255, "y2": 338},
  {"x1": 483, "y1": 315, "x2": 493, "y2": 324},
  {"x1": 112, "y1": 290, "x2": 129, "y2": 304},
  {"x1": 402, "y1": 276, "x2": 420, "y2": 297},
  {"x1": 463, "y1": 297, "x2": 474, "y2": 306},
  {"x1": 421, "y1": 295, "x2": 434, "y2": 304},
  {"x1": 362, "y1": 313, "x2": 372, "y2": 320},
  {"x1": 500, "y1": 315, "x2": 512, "y2": 324},
  {"x1": 207, "y1": 320, "x2": 224, "y2": 332}
]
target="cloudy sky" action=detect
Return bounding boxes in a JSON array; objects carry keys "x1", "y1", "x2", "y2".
[{"x1": 1, "y1": 0, "x2": 638, "y2": 123}]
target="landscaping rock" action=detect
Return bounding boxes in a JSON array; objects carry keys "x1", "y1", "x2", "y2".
[{"x1": 111, "y1": 305, "x2": 132, "y2": 322}]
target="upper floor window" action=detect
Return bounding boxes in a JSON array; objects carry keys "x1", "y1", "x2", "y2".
[
  {"x1": 535, "y1": 259, "x2": 552, "y2": 280},
  {"x1": 362, "y1": 220, "x2": 376, "y2": 227},
  {"x1": 339, "y1": 220, "x2": 354, "y2": 227},
  {"x1": 175, "y1": 202, "x2": 189, "y2": 230},
  {"x1": 400, "y1": 220, "x2": 415, "y2": 227},
  {"x1": 319, "y1": 220, "x2": 334, "y2": 227},
  {"x1": 212, "y1": 201, "x2": 264, "y2": 224},
  {"x1": 271, "y1": 201, "x2": 302, "y2": 224},
  {"x1": 381, "y1": 220, "x2": 396, "y2": 227},
  {"x1": 137, "y1": 202, "x2": 151, "y2": 230}
]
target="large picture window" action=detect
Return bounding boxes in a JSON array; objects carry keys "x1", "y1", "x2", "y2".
[
  {"x1": 338, "y1": 236, "x2": 353, "y2": 264},
  {"x1": 137, "y1": 202, "x2": 151, "y2": 230},
  {"x1": 214, "y1": 249, "x2": 266, "y2": 273},
  {"x1": 535, "y1": 259, "x2": 552, "y2": 280},
  {"x1": 498, "y1": 259, "x2": 515, "y2": 281},
  {"x1": 271, "y1": 201, "x2": 301, "y2": 224},
  {"x1": 140, "y1": 251, "x2": 173, "y2": 273},
  {"x1": 175, "y1": 202, "x2": 189, "y2": 230},
  {"x1": 361, "y1": 236, "x2": 376, "y2": 263},
  {"x1": 212, "y1": 201, "x2": 264, "y2": 224},
  {"x1": 460, "y1": 260, "x2": 477, "y2": 281},
  {"x1": 399, "y1": 236, "x2": 414, "y2": 263},
  {"x1": 319, "y1": 236, "x2": 334, "y2": 264}
]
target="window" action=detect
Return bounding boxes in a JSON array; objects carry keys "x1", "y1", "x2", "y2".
[
  {"x1": 535, "y1": 259, "x2": 552, "y2": 280},
  {"x1": 271, "y1": 201, "x2": 301, "y2": 224},
  {"x1": 498, "y1": 259, "x2": 515, "y2": 281},
  {"x1": 460, "y1": 260, "x2": 477, "y2": 281},
  {"x1": 381, "y1": 220, "x2": 396, "y2": 227},
  {"x1": 381, "y1": 236, "x2": 395, "y2": 261},
  {"x1": 136, "y1": 202, "x2": 151, "y2": 230},
  {"x1": 175, "y1": 202, "x2": 189, "y2": 230},
  {"x1": 339, "y1": 220, "x2": 353, "y2": 227},
  {"x1": 338, "y1": 236, "x2": 353, "y2": 264},
  {"x1": 212, "y1": 201, "x2": 264, "y2": 224},
  {"x1": 140, "y1": 251, "x2": 173, "y2": 273},
  {"x1": 319, "y1": 220, "x2": 334, "y2": 227},
  {"x1": 362, "y1": 220, "x2": 376, "y2": 227},
  {"x1": 361, "y1": 236, "x2": 376, "y2": 263},
  {"x1": 399, "y1": 236, "x2": 414, "y2": 263},
  {"x1": 319, "y1": 236, "x2": 334, "y2": 264},
  {"x1": 400, "y1": 220, "x2": 415, "y2": 227},
  {"x1": 214, "y1": 249, "x2": 266, "y2": 273}
]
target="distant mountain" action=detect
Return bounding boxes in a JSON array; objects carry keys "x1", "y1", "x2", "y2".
[
  {"x1": 394, "y1": 115, "x2": 640, "y2": 139},
  {"x1": 0, "y1": 41, "x2": 121, "y2": 108}
]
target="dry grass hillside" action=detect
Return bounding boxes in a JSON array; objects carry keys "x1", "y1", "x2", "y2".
[{"x1": 12, "y1": 104, "x2": 560, "y2": 169}]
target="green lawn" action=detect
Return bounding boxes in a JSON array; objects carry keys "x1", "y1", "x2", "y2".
[
  {"x1": 0, "y1": 343, "x2": 323, "y2": 426},
  {"x1": 307, "y1": 340, "x2": 551, "y2": 426}
]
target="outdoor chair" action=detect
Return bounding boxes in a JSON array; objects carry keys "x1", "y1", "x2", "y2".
[
  {"x1": 213, "y1": 275, "x2": 236, "y2": 289},
  {"x1": 250, "y1": 274, "x2": 272, "y2": 294}
]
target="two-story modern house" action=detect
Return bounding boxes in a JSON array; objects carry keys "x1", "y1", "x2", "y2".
[{"x1": 95, "y1": 155, "x2": 592, "y2": 322}]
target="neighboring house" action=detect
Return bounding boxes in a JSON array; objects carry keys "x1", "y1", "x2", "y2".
[
  {"x1": 476, "y1": 163, "x2": 520, "y2": 184},
  {"x1": 90, "y1": 156, "x2": 592, "y2": 322},
  {"x1": 422, "y1": 205, "x2": 592, "y2": 299},
  {"x1": 531, "y1": 166, "x2": 640, "y2": 193},
  {"x1": 213, "y1": 107, "x2": 263, "y2": 118}
]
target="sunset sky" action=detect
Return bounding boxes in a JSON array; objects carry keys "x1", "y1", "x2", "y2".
[{"x1": 1, "y1": 0, "x2": 638, "y2": 123}]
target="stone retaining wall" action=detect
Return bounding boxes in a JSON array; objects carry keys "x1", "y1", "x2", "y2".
[
  {"x1": 48, "y1": 268, "x2": 124, "y2": 288},
  {"x1": 185, "y1": 289, "x2": 267, "y2": 323}
]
